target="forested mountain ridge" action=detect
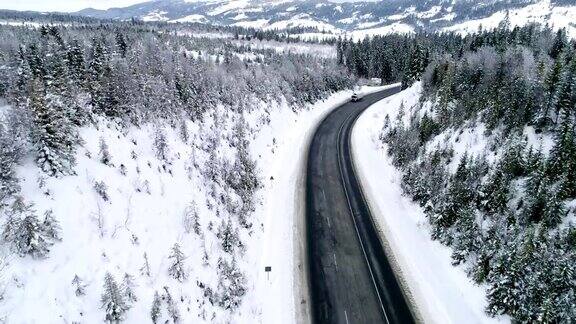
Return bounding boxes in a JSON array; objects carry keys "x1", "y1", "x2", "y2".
[
  {"x1": 0, "y1": 21, "x2": 352, "y2": 322},
  {"x1": 350, "y1": 23, "x2": 576, "y2": 322},
  {"x1": 72, "y1": 0, "x2": 576, "y2": 39}
]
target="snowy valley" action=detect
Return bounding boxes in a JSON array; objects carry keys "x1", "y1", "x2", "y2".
[{"x1": 0, "y1": 1, "x2": 574, "y2": 324}]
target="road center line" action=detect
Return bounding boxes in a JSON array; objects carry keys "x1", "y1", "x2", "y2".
[
  {"x1": 337, "y1": 108, "x2": 391, "y2": 324},
  {"x1": 333, "y1": 252, "x2": 338, "y2": 271}
]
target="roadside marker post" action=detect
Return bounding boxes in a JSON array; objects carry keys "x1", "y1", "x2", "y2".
[{"x1": 265, "y1": 266, "x2": 271, "y2": 281}]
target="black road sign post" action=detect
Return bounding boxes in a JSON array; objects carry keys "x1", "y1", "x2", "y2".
[{"x1": 265, "y1": 266, "x2": 271, "y2": 281}]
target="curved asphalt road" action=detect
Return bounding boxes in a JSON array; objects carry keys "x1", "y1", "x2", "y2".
[{"x1": 306, "y1": 86, "x2": 415, "y2": 324}]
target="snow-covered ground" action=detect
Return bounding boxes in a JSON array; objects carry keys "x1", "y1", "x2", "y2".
[
  {"x1": 171, "y1": 14, "x2": 207, "y2": 23},
  {"x1": 233, "y1": 39, "x2": 336, "y2": 58},
  {"x1": 232, "y1": 19, "x2": 269, "y2": 29},
  {"x1": 263, "y1": 17, "x2": 341, "y2": 34},
  {"x1": 0, "y1": 85, "x2": 386, "y2": 323},
  {"x1": 141, "y1": 10, "x2": 169, "y2": 22},
  {"x1": 346, "y1": 22, "x2": 415, "y2": 40},
  {"x1": 351, "y1": 84, "x2": 510, "y2": 324},
  {"x1": 287, "y1": 32, "x2": 339, "y2": 42}
]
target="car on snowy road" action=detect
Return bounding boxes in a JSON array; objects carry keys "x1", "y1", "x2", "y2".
[{"x1": 351, "y1": 91, "x2": 364, "y2": 102}]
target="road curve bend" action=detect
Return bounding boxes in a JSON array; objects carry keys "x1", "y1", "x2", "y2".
[{"x1": 306, "y1": 86, "x2": 415, "y2": 324}]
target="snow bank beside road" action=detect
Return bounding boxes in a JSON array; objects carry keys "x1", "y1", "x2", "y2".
[{"x1": 351, "y1": 84, "x2": 507, "y2": 324}]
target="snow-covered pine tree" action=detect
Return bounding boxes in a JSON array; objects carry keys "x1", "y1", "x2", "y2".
[
  {"x1": 153, "y1": 126, "x2": 169, "y2": 162},
  {"x1": 15, "y1": 213, "x2": 50, "y2": 258},
  {"x1": 179, "y1": 119, "x2": 189, "y2": 144},
  {"x1": 524, "y1": 162, "x2": 555, "y2": 225},
  {"x1": 47, "y1": 31, "x2": 85, "y2": 127},
  {"x1": 72, "y1": 274, "x2": 86, "y2": 296},
  {"x1": 541, "y1": 189, "x2": 566, "y2": 228},
  {"x1": 66, "y1": 39, "x2": 86, "y2": 86},
  {"x1": 150, "y1": 291, "x2": 161, "y2": 324},
  {"x1": 407, "y1": 43, "x2": 427, "y2": 84},
  {"x1": 122, "y1": 273, "x2": 137, "y2": 303},
  {"x1": 182, "y1": 202, "x2": 200, "y2": 235},
  {"x1": 41, "y1": 209, "x2": 62, "y2": 242},
  {"x1": 549, "y1": 28, "x2": 568, "y2": 60},
  {"x1": 551, "y1": 61, "x2": 576, "y2": 124},
  {"x1": 163, "y1": 286, "x2": 180, "y2": 323},
  {"x1": 539, "y1": 57, "x2": 564, "y2": 126},
  {"x1": 430, "y1": 153, "x2": 475, "y2": 243},
  {"x1": 26, "y1": 45, "x2": 77, "y2": 177},
  {"x1": 89, "y1": 38, "x2": 108, "y2": 114},
  {"x1": 2, "y1": 198, "x2": 59, "y2": 258},
  {"x1": 479, "y1": 168, "x2": 511, "y2": 216},
  {"x1": 486, "y1": 237, "x2": 523, "y2": 317},
  {"x1": 11, "y1": 46, "x2": 32, "y2": 109},
  {"x1": 168, "y1": 243, "x2": 186, "y2": 282},
  {"x1": 101, "y1": 272, "x2": 129, "y2": 323},
  {"x1": 215, "y1": 257, "x2": 246, "y2": 310},
  {"x1": 1, "y1": 199, "x2": 23, "y2": 245},
  {"x1": 99, "y1": 137, "x2": 112, "y2": 166},
  {"x1": 217, "y1": 218, "x2": 239, "y2": 254},
  {"x1": 382, "y1": 114, "x2": 391, "y2": 132},
  {"x1": 202, "y1": 243, "x2": 209, "y2": 266},
  {"x1": 548, "y1": 118, "x2": 574, "y2": 170},
  {"x1": 499, "y1": 137, "x2": 527, "y2": 178},
  {"x1": 450, "y1": 205, "x2": 481, "y2": 265},
  {"x1": 94, "y1": 180, "x2": 110, "y2": 202},
  {"x1": 140, "y1": 252, "x2": 151, "y2": 277},
  {"x1": 36, "y1": 92, "x2": 77, "y2": 176},
  {"x1": 26, "y1": 43, "x2": 45, "y2": 80},
  {"x1": 115, "y1": 32, "x2": 128, "y2": 58},
  {"x1": 0, "y1": 125, "x2": 22, "y2": 203},
  {"x1": 192, "y1": 205, "x2": 201, "y2": 236}
]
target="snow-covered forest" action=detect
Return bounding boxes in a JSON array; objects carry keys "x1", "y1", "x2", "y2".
[
  {"x1": 1, "y1": 4, "x2": 575, "y2": 323},
  {"x1": 0, "y1": 20, "x2": 352, "y2": 322},
  {"x1": 349, "y1": 23, "x2": 576, "y2": 322}
]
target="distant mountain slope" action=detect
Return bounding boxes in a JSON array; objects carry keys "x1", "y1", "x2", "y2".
[{"x1": 75, "y1": 0, "x2": 576, "y2": 38}]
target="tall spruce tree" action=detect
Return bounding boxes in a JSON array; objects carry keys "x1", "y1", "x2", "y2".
[
  {"x1": 168, "y1": 243, "x2": 186, "y2": 282},
  {"x1": 101, "y1": 272, "x2": 129, "y2": 323}
]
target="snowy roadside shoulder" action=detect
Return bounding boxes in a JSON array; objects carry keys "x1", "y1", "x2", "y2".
[
  {"x1": 350, "y1": 84, "x2": 506, "y2": 324},
  {"x1": 245, "y1": 84, "x2": 393, "y2": 324}
]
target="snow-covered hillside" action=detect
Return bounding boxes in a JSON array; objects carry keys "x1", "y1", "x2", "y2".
[
  {"x1": 0, "y1": 21, "x2": 355, "y2": 323},
  {"x1": 443, "y1": 0, "x2": 576, "y2": 38},
  {"x1": 352, "y1": 84, "x2": 509, "y2": 323},
  {"x1": 0, "y1": 86, "x2": 374, "y2": 323},
  {"x1": 74, "y1": 0, "x2": 576, "y2": 39},
  {"x1": 352, "y1": 84, "x2": 570, "y2": 324},
  {"x1": 351, "y1": 22, "x2": 576, "y2": 321}
]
